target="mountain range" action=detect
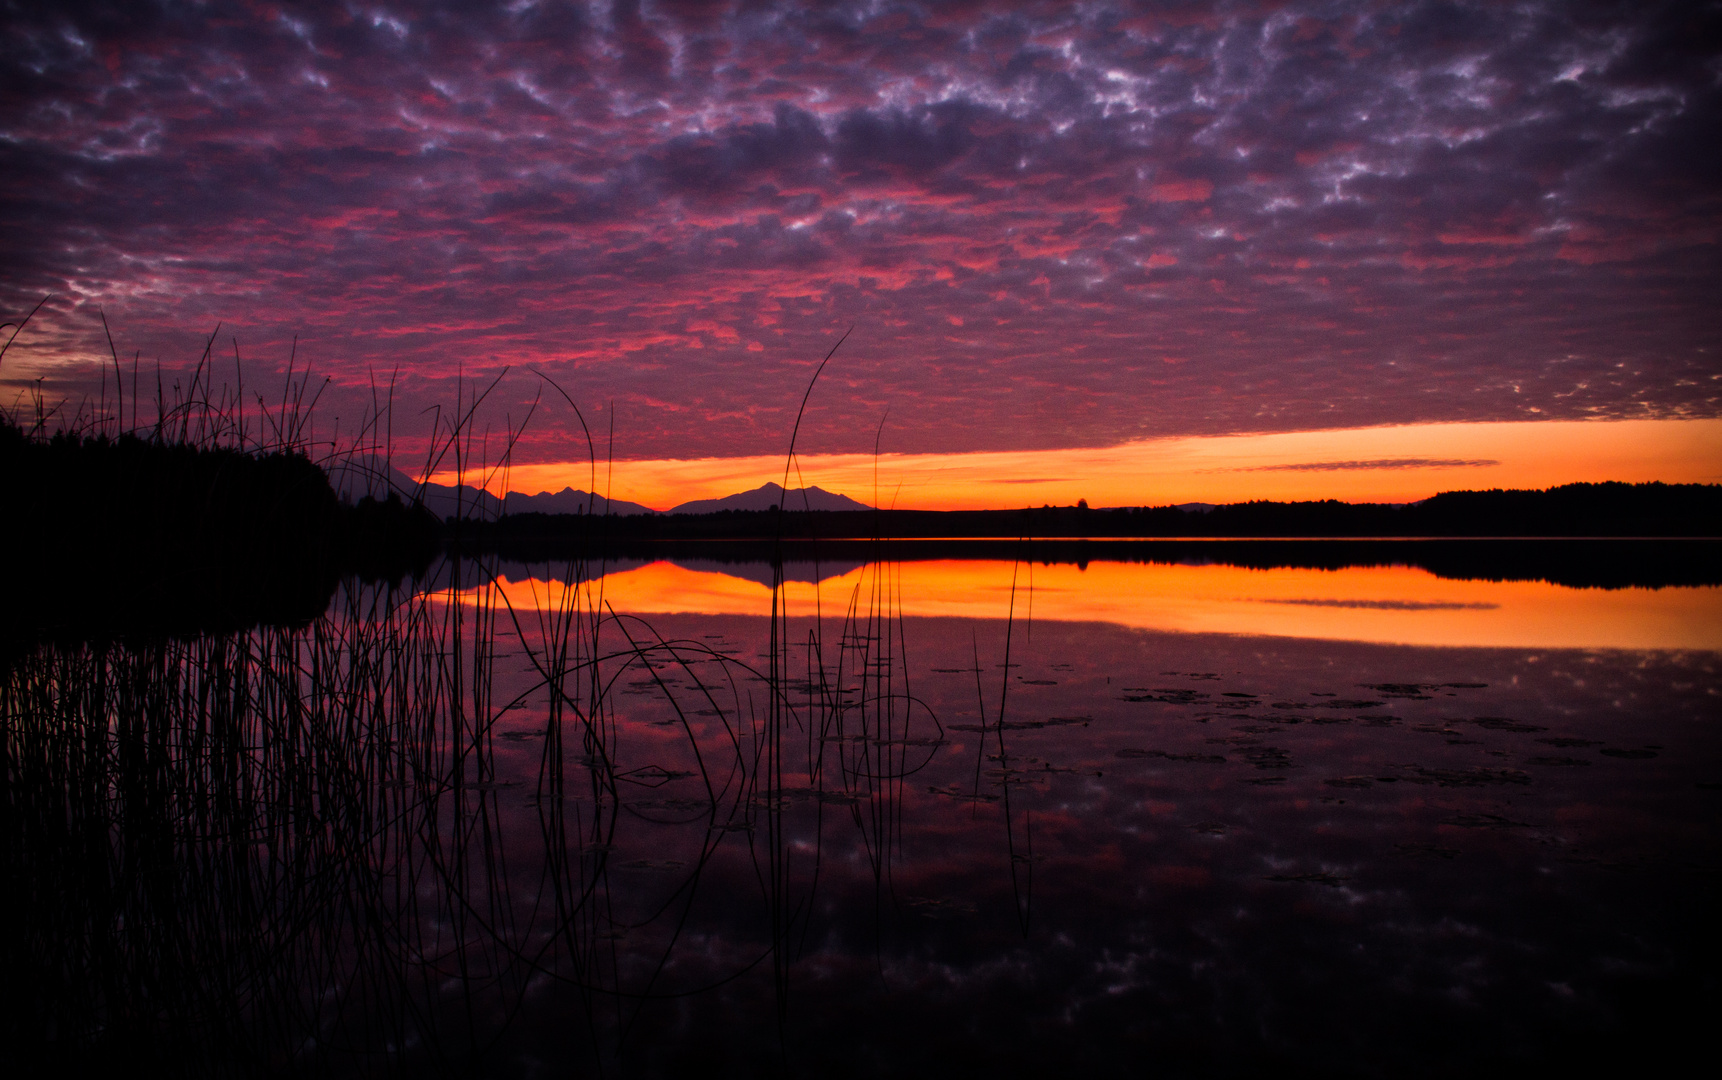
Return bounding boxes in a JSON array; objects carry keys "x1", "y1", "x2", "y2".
[{"x1": 323, "y1": 459, "x2": 870, "y2": 518}]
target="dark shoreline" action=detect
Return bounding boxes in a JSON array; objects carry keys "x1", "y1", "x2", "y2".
[
  {"x1": 2, "y1": 425, "x2": 439, "y2": 651},
  {"x1": 465, "y1": 482, "x2": 1722, "y2": 544},
  {"x1": 451, "y1": 481, "x2": 1722, "y2": 591},
  {"x1": 466, "y1": 536, "x2": 1722, "y2": 591}
]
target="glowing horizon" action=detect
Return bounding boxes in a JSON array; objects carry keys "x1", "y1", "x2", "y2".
[{"x1": 440, "y1": 418, "x2": 1722, "y2": 512}]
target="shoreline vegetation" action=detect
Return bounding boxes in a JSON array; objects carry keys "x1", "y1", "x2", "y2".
[
  {"x1": 2, "y1": 423, "x2": 439, "y2": 649},
  {"x1": 473, "y1": 479, "x2": 1722, "y2": 540},
  {"x1": 474, "y1": 539, "x2": 1722, "y2": 592}
]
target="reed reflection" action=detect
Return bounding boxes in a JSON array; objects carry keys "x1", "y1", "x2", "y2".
[{"x1": 6, "y1": 551, "x2": 1717, "y2": 1075}]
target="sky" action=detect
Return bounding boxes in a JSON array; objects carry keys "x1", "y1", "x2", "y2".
[{"x1": 2, "y1": 1, "x2": 1718, "y2": 507}]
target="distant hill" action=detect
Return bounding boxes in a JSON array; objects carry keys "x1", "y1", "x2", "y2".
[
  {"x1": 325, "y1": 458, "x2": 655, "y2": 518},
  {"x1": 325, "y1": 457, "x2": 499, "y2": 520},
  {"x1": 471, "y1": 481, "x2": 1722, "y2": 541},
  {"x1": 501, "y1": 487, "x2": 657, "y2": 516},
  {"x1": 325, "y1": 471, "x2": 1716, "y2": 536},
  {"x1": 669, "y1": 482, "x2": 871, "y2": 514}
]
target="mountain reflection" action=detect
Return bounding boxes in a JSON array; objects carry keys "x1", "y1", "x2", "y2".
[{"x1": 462, "y1": 557, "x2": 1722, "y2": 651}]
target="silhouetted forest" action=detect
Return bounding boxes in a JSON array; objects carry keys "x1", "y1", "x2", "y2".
[
  {"x1": 473, "y1": 481, "x2": 1722, "y2": 542},
  {"x1": 3, "y1": 422, "x2": 438, "y2": 646}
]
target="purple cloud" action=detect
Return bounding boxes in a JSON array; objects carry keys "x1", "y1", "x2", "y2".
[{"x1": 1, "y1": 1, "x2": 1716, "y2": 463}]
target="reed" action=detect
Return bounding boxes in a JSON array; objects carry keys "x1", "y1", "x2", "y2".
[
  {"x1": 2, "y1": 313, "x2": 988, "y2": 1075},
  {"x1": 1, "y1": 312, "x2": 442, "y2": 653}
]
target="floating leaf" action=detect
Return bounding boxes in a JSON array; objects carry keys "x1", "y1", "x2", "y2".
[
  {"x1": 1471, "y1": 717, "x2": 1546, "y2": 732},
  {"x1": 1265, "y1": 871, "x2": 1348, "y2": 887},
  {"x1": 1401, "y1": 767, "x2": 1530, "y2": 787},
  {"x1": 1114, "y1": 749, "x2": 1224, "y2": 763},
  {"x1": 1394, "y1": 843, "x2": 1460, "y2": 859},
  {"x1": 1442, "y1": 813, "x2": 1531, "y2": 829}
]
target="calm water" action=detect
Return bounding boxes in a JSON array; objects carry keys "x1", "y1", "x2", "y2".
[{"x1": 9, "y1": 553, "x2": 1720, "y2": 1076}]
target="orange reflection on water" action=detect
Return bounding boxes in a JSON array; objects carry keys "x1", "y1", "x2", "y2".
[{"x1": 442, "y1": 560, "x2": 1722, "y2": 651}]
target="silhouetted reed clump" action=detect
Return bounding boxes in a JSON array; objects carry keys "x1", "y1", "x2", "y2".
[
  {"x1": 3, "y1": 321, "x2": 957, "y2": 1075},
  {"x1": 1, "y1": 419, "x2": 439, "y2": 650},
  {"x1": 0, "y1": 307, "x2": 443, "y2": 650}
]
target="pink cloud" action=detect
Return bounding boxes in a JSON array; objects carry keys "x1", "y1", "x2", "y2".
[
  {"x1": 0, "y1": 0, "x2": 1713, "y2": 465},
  {"x1": 1149, "y1": 179, "x2": 1213, "y2": 203}
]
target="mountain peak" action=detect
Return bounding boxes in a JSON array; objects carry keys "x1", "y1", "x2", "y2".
[{"x1": 669, "y1": 483, "x2": 871, "y2": 515}]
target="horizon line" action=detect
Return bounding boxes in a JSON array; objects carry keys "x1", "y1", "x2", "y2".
[{"x1": 426, "y1": 418, "x2": 1722, "y2": 513}]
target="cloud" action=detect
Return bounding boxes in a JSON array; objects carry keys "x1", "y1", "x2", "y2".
[
  {"x1": 1266, "y1": 599, "x2": 1500, "y2": 611},
  {"x1": 1241, "y1": 458, "x2": 1502, "y2": 472},
  {"x1": 0, "y1": 1, "x2": 1715, "y2": 463}
]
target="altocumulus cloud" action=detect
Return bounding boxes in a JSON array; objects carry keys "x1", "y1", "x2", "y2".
[
  {"x1": 1243, "y1": 458, "x2": 1503, "y2": 472},
  {"x1": 1, "y1": 0, "x2": 1717, "y2": 462}
]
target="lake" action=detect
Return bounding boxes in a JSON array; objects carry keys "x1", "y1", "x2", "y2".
[{"x1": 7, "y1": 548, "x2": 1719, "y2": 1076}]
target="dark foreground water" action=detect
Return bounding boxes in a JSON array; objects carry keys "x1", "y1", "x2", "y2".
[{"x1": 6, "y1": 555, "x2": 1718, "y2": 1077}]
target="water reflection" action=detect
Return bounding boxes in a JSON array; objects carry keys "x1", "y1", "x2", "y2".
[
  {"x1": 7, "y1": 553, "x2": 1718, "y2": 1075},
  {"x1": 476, "y1": 557, "x2": 1722, "y2": 651}
]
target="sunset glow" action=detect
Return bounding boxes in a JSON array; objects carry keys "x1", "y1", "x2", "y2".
[{"x1": 468, "y1": 418, "x2": 1722, "y2": 510}]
